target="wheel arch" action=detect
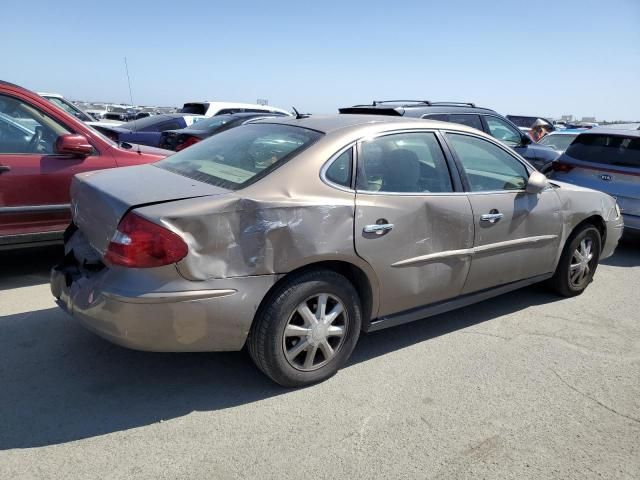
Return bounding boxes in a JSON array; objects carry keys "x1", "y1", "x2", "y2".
[
  {"x1": 252, "y1": 259, "x2": 379, "y2": 332},
  {"x1": 569, "y1": 214, "x2": 607, "y2": 248}
]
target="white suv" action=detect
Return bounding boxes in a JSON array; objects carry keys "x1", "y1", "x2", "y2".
[{"x1": 178, "y1": 101, "x2": 290, "y2": 117}]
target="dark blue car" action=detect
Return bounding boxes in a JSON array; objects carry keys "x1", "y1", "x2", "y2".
[{"x1": 92, "y1": 114, "x2": 205, "y2": 147}]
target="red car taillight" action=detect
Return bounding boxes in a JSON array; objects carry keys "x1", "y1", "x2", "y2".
[
  {"x1": 552, "y1": 162, "x2": 574, "y2": 173},
  {"x1": 104, "y1": 213, "x2": 188, "y2": 268},
  {"x1": 176, "y1": 135, "x2": 201, "y2": 151}
]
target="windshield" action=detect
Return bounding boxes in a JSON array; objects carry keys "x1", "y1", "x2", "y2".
[
  {"x1": 46, "y1": 97, "x2": 93, "y2": 122},
  {"x1": 156, "y1": 123, "x2": 322, "y2": 190},
  {"x1": 565, "y1": 134, "x2": 640, "y2": 168},
  {"x1": 539, "y1": 134, "x2": 577, "y2": 152}
]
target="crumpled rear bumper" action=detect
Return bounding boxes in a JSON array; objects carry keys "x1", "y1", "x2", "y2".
[{"x1": 50, "y1": 261, "x2": 277, "y2": 352}]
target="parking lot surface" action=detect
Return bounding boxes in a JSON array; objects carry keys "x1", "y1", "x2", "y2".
[{"x1": 1, "y1": 241, "x2": 639, "y2": 479}]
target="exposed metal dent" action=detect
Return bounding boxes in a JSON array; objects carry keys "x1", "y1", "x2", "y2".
[
  {"x1": 391, "y1": 235, "x2": 558, "y2": 268},
  {"x1": 103, "y1": 289, "x2": 237, "y2": 304}
]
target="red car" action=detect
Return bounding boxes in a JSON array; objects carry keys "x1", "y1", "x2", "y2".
[{"x1": 0, "y1": 81, "x2": 169, "y2": 250}]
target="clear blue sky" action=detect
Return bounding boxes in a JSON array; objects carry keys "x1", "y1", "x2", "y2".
[{"x1": 2, "y1": 0, "x2": 639, "y2": 120}]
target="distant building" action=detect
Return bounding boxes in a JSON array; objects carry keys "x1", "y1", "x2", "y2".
[
  {"x1": 581, "y1": 116, "x2": 597, "y2": 123},
  {"x1": 561, "y1": 115, "x2": 573, "y2": 122}
]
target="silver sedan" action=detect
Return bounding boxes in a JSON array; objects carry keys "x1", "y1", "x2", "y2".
[{"x1": 51, "y1": 115, "x2": 623, "y2": 386}]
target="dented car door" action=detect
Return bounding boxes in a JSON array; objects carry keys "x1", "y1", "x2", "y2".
[{"x1": 353, "y1": 131, "x2": 474, "y2": 317}]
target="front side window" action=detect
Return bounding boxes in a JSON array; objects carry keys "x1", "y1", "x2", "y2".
[
  {"x1": 356, "y1": 132, "x2": 453, "y2": 193},
  {"x1": 156, "y1": 123, "x2": 322, "y2": 190},
  {"x1": 447, "y1": 133, "x2": 528, "y2": 192},
  {"x1": 485, "y1": 116, "x2": 522, "y2": 146},
  {"x1": 0, "y1": 94, "x2": 70, "y2": 154},
  {"x1": 47, "y1": 97, "x2": 93, "y2": 122}
]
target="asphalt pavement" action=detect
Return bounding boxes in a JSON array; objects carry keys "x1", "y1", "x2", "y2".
[{"x1": 1, "y1": 240, "x2": 639, "y2": 479}]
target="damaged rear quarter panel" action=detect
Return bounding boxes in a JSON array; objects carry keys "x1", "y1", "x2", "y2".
[{"x1": 134, "y1": 136, "x2": 365, "y2": 282}]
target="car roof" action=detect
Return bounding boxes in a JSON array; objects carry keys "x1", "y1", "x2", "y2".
[
  {"x1": 251, "y1": 114, "x2": 482, "y2": 135},
  {"x1": 579, "y1": 127, "x2": 640, "y2": 138},
  {"x1": 339, "y1": 101, "x2": 496, "y2": 116}
]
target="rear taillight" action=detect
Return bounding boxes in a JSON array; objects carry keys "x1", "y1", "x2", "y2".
[
  {"x1": 552, "y1": 162, "x2": 574, "y2": 173},
  {"x1": 176, "y1": 135, "x2": 201, "y2": 151},
  {"x1": 104, "y1": 213, "x2": 188, "y2": 268}
]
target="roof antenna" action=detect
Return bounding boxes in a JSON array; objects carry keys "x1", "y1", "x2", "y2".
[
  {"x1": 291, "y1": 106, "x2": 310, "y2": 119},
  {"x1": 124, "y1": 57, "x2": 141, "y2": 154}
]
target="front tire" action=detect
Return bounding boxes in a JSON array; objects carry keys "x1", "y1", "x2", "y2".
[
  {"x1": 549, "y1": 224, "x2": 601, "y2": 297},
  {"x1": 248, "y1": 269, "x2": 362, "y2": 387}
]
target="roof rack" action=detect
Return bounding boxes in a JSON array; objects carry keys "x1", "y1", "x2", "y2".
[
  {"x1": 429, "y1": 102, "x2": 476, "y2": 108},
  {"x1": 372, "y1": 100, "x2": 431, "y2": 106}
]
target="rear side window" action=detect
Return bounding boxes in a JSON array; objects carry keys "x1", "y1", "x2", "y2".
[
  {"x1": 325, "y1": 148, "x2": 352, "y2": 187},
  {"x1": 156, "y1": 124, "x2": 322, "y2": 190},
  {"x1": 565, "y1": 134, "x2": 640, "y2": 168},
  {"x1": 425, "y1": 114, "x2": 449, "y2": 122},
  {"x1": 356, "y1": 132, "x2": 453, "y2": 193},
  {"x1": 449, "y1": 114, "x2": 483, "y2": 131}
]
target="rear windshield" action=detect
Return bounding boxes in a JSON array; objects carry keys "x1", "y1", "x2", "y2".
[
  {"x1": 179, "y1": 103, "x2": 207, "y2": 115},
  {"x1": 189, "y1": 115, "x2": 235, "y2": 131},
  {"x1": 565, "y1": 134, "x2": 640, "y2": 169},
  {"x1": 156, "y1": 123, "x2": 323, "y2": 190},
  {"x1": 538, "y1": 134, "x2": 577, "y2": 151}
]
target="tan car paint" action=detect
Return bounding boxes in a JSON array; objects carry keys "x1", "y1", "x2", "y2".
[{"x1": 52, "y1": 116, "x2": 623, "y2": 352}]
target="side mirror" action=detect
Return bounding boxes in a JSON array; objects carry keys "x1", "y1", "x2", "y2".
[
  {"x1": 55, "y1": 134, "x2": 93, "y2": 156},
  {"x1": 520, "y1": 133, "x2": 532, "y2": 145},
  {"x1": 526, "y1": 171, "x2": 549, "y2": 194}
]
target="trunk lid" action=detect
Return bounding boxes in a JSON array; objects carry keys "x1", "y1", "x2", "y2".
[{"x1": 71, "y1": 164, "x2": 230, "y2": 254}]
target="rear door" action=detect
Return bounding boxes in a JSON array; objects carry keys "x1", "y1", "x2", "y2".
[
  {"x1": 444, "y1": 131, "x2": 562, "y2": 294},
  {"x1": 0, "y1": 93, "x2": 115, "y2": 238},
  {"x1": 353, "y1": 130, "x2": 474, "y2": 317}
]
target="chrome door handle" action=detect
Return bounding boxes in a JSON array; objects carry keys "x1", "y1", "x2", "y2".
[
  {"x1": 0, "y1": 165, "x2": 10, "y2": 174},
  {"x1": 480, "y1": 213, "x2": 503, "y2": 223},
  {"x1": 363, "y1": 223, "x2": 394, "y2": 234}
]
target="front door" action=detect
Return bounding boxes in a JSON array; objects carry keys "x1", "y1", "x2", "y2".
[
  {"x1": 353, "y1": 131, "x2": 474, "y2": 317},
  {"x1": 0, "y1": 93, "x2": 113, "y2": 237},
  {"x1": 444, "y1": 132, "x2": 562, "y2": 294}
]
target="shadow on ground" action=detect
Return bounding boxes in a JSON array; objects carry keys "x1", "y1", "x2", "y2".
[
  {"x1": 0, "y1": 243, "x2": 637, "y2": 449},
  {"x1": 0, "y1": 287, "x2": 557, "y2": 450},
  {"x1": 0, "y1": 245, "x2": 63, "y2": 290}
]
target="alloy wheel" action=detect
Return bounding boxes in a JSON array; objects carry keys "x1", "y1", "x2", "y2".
[
  {"x1": 282, "y1": 293, "x2": 348, "y2": 371},
  {"x1": 569, "y1": 237, "x2": 596, "y2": 289}
]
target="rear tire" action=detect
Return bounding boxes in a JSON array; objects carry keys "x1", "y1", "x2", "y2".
[
  {"x1": 248, "y1": 269, "x2": 362, "y2": 387},
  {"x1": 549, "y1": 224, "x2": 601, "y2": 297}
]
